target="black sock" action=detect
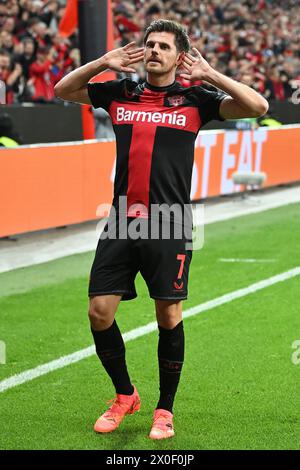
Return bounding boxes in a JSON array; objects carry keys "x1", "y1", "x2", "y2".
[
  {"x1": 156, "y1": 321, "x2": 184, "y2": 413},
  {"x1": 91, "y1": 320, "x2": 134, "y2": 395}
]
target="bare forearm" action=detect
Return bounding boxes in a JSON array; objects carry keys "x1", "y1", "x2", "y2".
[
  {"x1": 54, "y1": 42, "x2": 144, "y2": 104},
  {"x1": 54, "y1": 56, "x2": 108, "y2": 95},
  {"x1": 204, "y1": 69, "x2": 268, "y2": 114}
]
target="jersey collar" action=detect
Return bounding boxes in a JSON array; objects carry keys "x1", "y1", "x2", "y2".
[{"x1": 144, "y1": 80, "x2": 177, "y2": 92}]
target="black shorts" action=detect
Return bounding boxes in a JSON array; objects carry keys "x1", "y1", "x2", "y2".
[{"x1": 88, "y1": 218, "x2": 193, "y2": 301}]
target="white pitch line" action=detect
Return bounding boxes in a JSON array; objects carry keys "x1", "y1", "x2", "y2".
[
  {"x1": 1, "y1": 266, "x2": 300, "y2": 394},
  {"x1": 219, "y1": 258, "x2": 277, "y2": 263}
]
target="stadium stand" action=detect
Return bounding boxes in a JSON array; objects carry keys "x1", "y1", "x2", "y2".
[
  {"x1": 0, "y1": 0, "x2": 299, "y2": 105},
  {"x1": 0, "y1": 0, "x2": 79, "y2": 103}
]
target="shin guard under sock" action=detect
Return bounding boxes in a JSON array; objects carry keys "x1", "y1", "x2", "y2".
[
  {"x1": 91, "y1": 320, "x2": 133, "y2": 395},
  {"x1": 157, "y1": 321, "x2": 184, "y2": 413}
]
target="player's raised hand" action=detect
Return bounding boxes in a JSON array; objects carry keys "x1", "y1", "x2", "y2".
[
  {"x1": 179, "y1": 47, "x2": 213, "y2": 81},
  {"x1": 104, "y1": 42, "x2": 144, "y2": 73}
]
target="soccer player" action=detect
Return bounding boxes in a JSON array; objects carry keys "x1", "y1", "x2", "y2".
[{"x1": 54, "y1": 19, "x2": 268, "y2": 440}]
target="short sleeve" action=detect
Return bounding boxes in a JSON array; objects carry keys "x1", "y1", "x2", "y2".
[
  {"x1": 194, "y1": 86, "x2": 228, "y2": 126},
  {"x1": 87, "y1": 79, "x2": 126, "y2": 111}
]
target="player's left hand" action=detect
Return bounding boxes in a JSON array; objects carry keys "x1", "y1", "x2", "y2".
[{"x1": 179, "y1": 48, "x2": 213, "y2": 81}]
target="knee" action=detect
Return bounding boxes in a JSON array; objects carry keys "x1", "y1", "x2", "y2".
[
  {"x1": 157, "y1": 309, "x2": 182, "y2": 329},
  {"x1": 156, "y1": 300, "x2": 182, "y2": 329},
  {"x1": 88, "y1": 298, "x2": 113, "y2": 330},
  {"x1": 158, "y1": 314, "x2": 180, "y2": 329}
]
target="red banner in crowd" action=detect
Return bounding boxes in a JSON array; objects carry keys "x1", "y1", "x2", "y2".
[{"x1": 58, "y1": 0, "x2": 78, "y2": 38}]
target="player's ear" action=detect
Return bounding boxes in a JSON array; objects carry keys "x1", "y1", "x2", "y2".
[{"x1": 176, "y1": 51, "x2": 185, "y2": 66}]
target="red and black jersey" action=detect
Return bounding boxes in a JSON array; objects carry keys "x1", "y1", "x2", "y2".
[{"x1": 88, "y1": 78, "x2": 226, "y2": 223}]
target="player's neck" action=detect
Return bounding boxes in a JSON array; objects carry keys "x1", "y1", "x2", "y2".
[{"x1": 146, "y1": 72, "x2": 176, "y2": 89}]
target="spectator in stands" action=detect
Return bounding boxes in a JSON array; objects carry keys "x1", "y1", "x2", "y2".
[
  {"x1": 0, "y1": 31, "x2": 15, "y2": 55},
  {"x1": 1, "y1": 16, "x2": 16, "y2": 35},
  {"x1": 18, "y1": 17, "x2": 53, "y2": 51},
  {"x1": 0, "y1": 49, "x2": 22, "y2": 104},
  {"x1": 18, "y1": 17, "x2": 41, "y2": 52},
  {"x1": 0, "y1": 113, "x2": 22, "y2": 147},
  {"x1": 113, "y1": 0, "x2": 299, "y2": 102},
  {"x1": 0, "y1": 4, "x2": 7, "y2": 29},
  {"x1": 28, "y1": 45, "x2": 55, "y2": 102},
  {"x1": 0, "y1": 0, "x2": 299, "y2": 106},
  {"x1": 17, "y1": 37, "x2": 35, "y2": 80},
  {"x1": 33, "y1": 20, "x2": 53, "y2": 48},
  {"x1": 265, "y1": 65, "x2": 293, "y2": 101},
  {"x1": 39, "y1": 1, "x2": 60, "y2": 30}
]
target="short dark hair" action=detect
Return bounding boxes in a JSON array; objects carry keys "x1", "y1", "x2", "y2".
[{"x1": 143, "y1": 20, "x2": 190, "y2": 53}]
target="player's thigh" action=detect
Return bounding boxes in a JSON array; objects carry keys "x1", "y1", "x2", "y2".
[
  {"x1": 89, "y1": 234, "x2": 138, "y2": 300},
  {"x1": 138, "y1": 233, "x2": 193, "y2": 300}
]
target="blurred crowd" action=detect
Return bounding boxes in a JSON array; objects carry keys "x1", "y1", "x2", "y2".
[
  {"x1": 0, "y1": 0, "x2": 299, "y2": 105},
  {"x1": 0, "y1": 0, "x2": 79, "y2": 103},
  {"x1": 115, "y1": 0, "x2": 300, "y2": 102}
]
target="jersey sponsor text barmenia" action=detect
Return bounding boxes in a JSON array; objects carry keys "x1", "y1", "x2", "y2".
[{"x1": 116, "y1": 107, "x2": 187, "y2": 126}]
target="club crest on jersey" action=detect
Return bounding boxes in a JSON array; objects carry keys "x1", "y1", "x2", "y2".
[{"x1": 167, "y1": 95, "x2": 185, "y2": 107}]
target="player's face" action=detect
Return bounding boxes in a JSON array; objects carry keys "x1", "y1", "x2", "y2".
[{"x1": 144, "y1": 32, "x2": 183, "y2": 75}]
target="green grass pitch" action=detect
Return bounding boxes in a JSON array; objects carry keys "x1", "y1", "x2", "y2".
[{"x1": 0, "y1": 203, "x2": 300, "y2": 450}]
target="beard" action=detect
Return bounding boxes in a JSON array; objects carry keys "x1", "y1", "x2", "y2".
[{"x1": 145, "y1": 61, "x2": 175, "y2": 75}]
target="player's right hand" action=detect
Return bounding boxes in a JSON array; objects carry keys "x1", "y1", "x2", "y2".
[{"x1": 103, "y1": 42, "x2": 144, "y2": 73}]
